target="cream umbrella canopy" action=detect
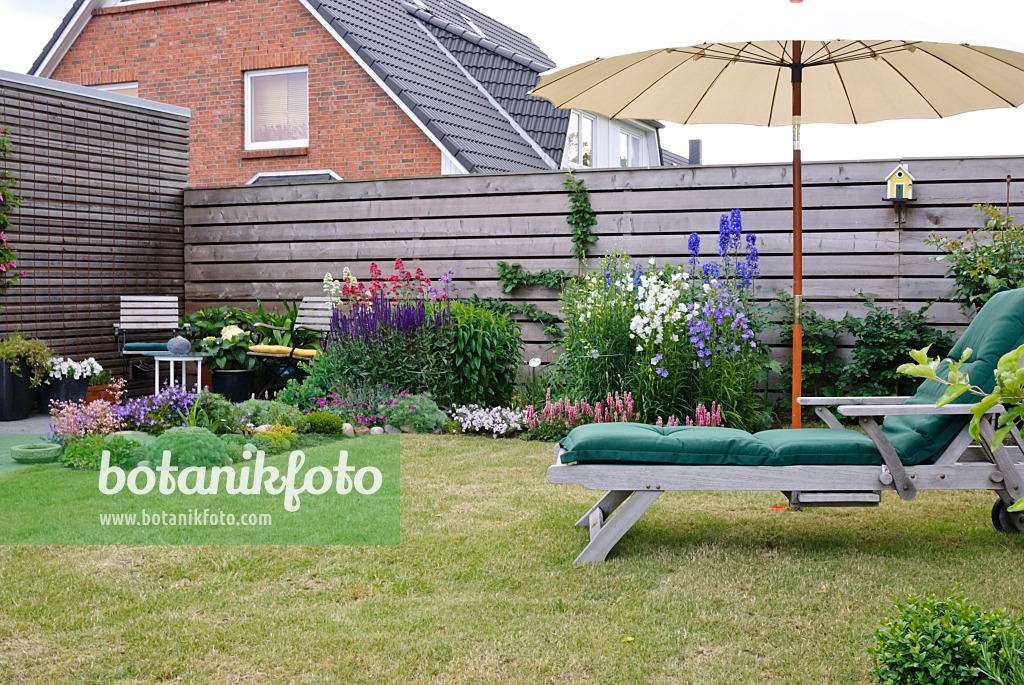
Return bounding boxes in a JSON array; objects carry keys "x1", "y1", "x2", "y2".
[{"x1": 531, "y1": 1, "x2": 1024, "y2": 427}]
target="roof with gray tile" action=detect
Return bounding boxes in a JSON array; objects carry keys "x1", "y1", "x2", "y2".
[{"x1": 661, "y1": 148, "x2": 689, "y2": 166}]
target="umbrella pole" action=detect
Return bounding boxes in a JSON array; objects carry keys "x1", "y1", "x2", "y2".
[{"x1": 791, "y1": 40, "x2": 804, "y2": 429}]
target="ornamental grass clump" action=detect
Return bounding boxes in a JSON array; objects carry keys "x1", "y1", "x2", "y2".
[{"x1": 556, "y1": 210, "x2": 770, "y2": 431}]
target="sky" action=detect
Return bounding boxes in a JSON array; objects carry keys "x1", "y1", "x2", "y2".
[{"x1": 3, "y1": 0, "x2": 1024, "y2": 165}]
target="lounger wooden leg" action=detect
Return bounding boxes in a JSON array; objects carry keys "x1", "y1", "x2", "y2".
[
  {"x1": 575, "y1": 490, "x2": 662, "y2": 563},
  {"x1": 575, "y1": 490, "x2": 632, "y2": 528}
]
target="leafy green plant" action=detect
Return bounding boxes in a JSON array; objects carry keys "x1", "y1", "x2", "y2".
[
  {"x1": 980, "y1": 629, "x2": 1024, "y2": 685},
  {"x1": 0, "y1": 334, "x2": 54, "y2": 387},
  {"x1": 195, "y1": 325, "x2": 257, "y2": 371},
  {"x1": 238, "y1": 399, "x2": 308, "y2": 432},
  {"x1": 925, "y1": 204, "x2": 1024, "y2": 311},
  {"x1": 495, "y1": 261, "x2": 570, "y2": 293},
  {"x1": 307, "y1": 411, "x2": 345, "y2": 434},
  {"x1": 899, "y1": 343, "x2": 1024, "y2": 450},
  {"x1": 87, "y1": 370, "x2": 113, "y2": 387},
  {"x1": 563, "y1": 170, "x2": 598, "y2": 264},
  {"x1": 869, "y1": 589, "x2": 1018, "y2": 685},
  {"x1": 383, "y1": 393, "x2": 446, "y2": 433},
  {"x1": 0, "y1": 124, "x2": 24, "y2": 305},
  {"x1": 143, "y1": 428, "x2": 231, "y2": 468},
  {"x1": 842, "y1": 298, "x2": 953, "y2": 396},
  {"x1": 463, "y1": 295, "x2": 563, "y2": 340},
  {"x1": 449, "y1": 302, "x2": 522, "y2": 407},
  {"x1": 180, "y1": 306, "x2": 253, "y2": 341},
  {"x1": 775, "y1": 292, "x2": 846, "y2": 417},
  {"x1": 61, "y1": 435, "x2": 142, "y2": 471},
  {"x1": 251, "y1": 299, "x2": 318, "y2": 349},
  {"x1": 194, "y1": 390, "x2": 245, "y2": 433}
]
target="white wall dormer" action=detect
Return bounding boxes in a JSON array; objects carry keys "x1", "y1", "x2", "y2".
[{"x1": 562, "y1": 110, "x2": 661, "y2": 169}]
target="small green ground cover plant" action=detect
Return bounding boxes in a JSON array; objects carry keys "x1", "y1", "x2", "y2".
[{"x1": 870, "y1": 589, "x2": 1022, "y2": 685}]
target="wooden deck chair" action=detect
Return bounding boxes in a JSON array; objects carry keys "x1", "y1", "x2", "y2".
[
  {"x1": 114, "y1": 295, "x2": 181, "y2": 381},
  {"x1": 247, "y1": 297, "x2": 334, "y2": 395},
  {"x1": 548, "y1": 287, "x2": 1024, "y2": 562}
]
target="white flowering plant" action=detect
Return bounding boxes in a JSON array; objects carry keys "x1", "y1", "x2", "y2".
[
  {"x1": 195, "y1": 325, "x2": 257, "y2": 371},
  {"x1": 450, "y1": 404, "x2": 528, "y2": 438},
  {"x1": 47, "y1": 356, "x2": 103, "y2": 382},
  {"x1": 554, "y1": 211, "x2": 772, "y2": 430}
]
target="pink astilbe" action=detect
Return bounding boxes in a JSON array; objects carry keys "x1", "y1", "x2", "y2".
[
  {"x1": 655, "y1": 415, "x2": 680, "y2": 427},
  {"x1": 684, "y1": 402, "x2": 723, "y2": 427},
  {"x1": 527, "y1": 389, "x2": 639, "y2": 430},
  {"x1": 49, "y1": 378, "x2": 127, "y2": 441}
]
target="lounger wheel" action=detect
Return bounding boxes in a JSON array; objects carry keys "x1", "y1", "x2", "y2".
[{"x1": 991, "y1": 499, "x2": 1024, "y2": 534}]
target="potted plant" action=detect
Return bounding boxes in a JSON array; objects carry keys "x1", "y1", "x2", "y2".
[
  {"x1": 44, "y1": 357, "x2": 104, "y2": 405},
  {"x1": 0, "y1": 334, "x2": 52, "y2": 421},
  {"x1": 197, "y1": 324, "x2": 257, "y2": 402},
  {"x1": 85, "y1": 369, "x2": 118, "y2": 403}
]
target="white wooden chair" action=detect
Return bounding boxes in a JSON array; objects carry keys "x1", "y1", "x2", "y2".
[{"x1": 114, "y1": 295, "x2": 181, "y2": 380}]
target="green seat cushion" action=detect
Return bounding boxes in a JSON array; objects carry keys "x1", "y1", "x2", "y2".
[
  {"x1": 754, "y1": 428, "x2": 882, "y2": 465},
  {"x1": 559, "y1": 423, "x2": 776, "y2": 466},
  {"x1": 123, "y1": 342, "x2": 169, "y2": 352},
  {"x1": 882, "y1": 287, "x2": 1024, "y2": 465}
]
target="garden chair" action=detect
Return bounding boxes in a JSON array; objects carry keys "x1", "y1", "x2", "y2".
[
  {"x1": 247, "y1": 296, "x2": 333, "y2": 395},
  {"x1": 548, "y1": 287, "x2": 1024, "y2": 562},
  {"x1": 114, "y1": 295, "x2": 181, "y2": 381}
]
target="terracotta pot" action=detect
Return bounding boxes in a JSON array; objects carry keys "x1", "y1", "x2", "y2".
[{"x1": 85, "y1": 383, "x2": 119, "y2": 403}]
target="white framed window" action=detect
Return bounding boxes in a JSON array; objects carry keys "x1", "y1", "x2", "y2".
[
  {"x1": 244, "y1": 66, "x2": 309, "y2": 151},
  {"x1": 619, "y1": 130, "x2": 643, "y2": 167},
  {"x1": 94, "y1": 82, "x2": 139, "y2": 98},
  {"x1": 565, "y1": 111, "x2": 593, "y2": 168}
]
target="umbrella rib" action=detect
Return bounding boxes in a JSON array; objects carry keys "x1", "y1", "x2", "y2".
[
  {"x1": 913, "y1": 44, "x2": 1021, "y2": 108},
  {"x1": 822, "y1": 43, "x2": 859, "y2": 124},
  {"x1": 875, "y1": 50, "x2": 945, "y2": 118},
  {"x1": 767, "y1": 63, "x2": 783, "y2": 126},
  {"x1": 614, "y1": 45, "x2": 743, "y2": 121}
]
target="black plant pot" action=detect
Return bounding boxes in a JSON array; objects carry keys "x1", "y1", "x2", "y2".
[
  {"x1": 211, "y1": 369, "x2": 256, "y2": 403},
  {"x1": 0, "y1": 358, "x2": 32, "y2": 422},
  {"x1": 46, "y1": 377, "x2": 89, "y2": 405}
]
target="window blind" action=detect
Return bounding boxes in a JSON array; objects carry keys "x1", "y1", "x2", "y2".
[{"x1": 250, "y1": 70, "x2": 308, "y2": 144}]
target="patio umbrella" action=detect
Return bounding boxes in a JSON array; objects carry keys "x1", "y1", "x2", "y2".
[{"x1": 530, "y1": 0, "x2": 1024, "y2": 427}]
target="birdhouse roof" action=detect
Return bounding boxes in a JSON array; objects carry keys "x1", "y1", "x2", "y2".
[{"x1": 886, "y1": 164, "x2": 915, "y2": 182}]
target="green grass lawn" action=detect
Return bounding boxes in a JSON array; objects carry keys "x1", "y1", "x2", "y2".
[{"x1": 2, "y1": 434, "x2": 1023, "y2": 683}]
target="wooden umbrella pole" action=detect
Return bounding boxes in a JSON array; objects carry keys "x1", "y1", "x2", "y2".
[{"x1": 791, "y1": 40, "x2": 804, "y2": 429}]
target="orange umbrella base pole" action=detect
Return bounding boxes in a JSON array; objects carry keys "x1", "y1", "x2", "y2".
[{"x1": 791, "y1": 322, "x2": 803, "y2": 429}]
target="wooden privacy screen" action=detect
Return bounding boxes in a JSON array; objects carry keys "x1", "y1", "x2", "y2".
[
  {"x1": 184, "y1": 159, "x2": 1020, "y2": 362},
  {"x1": 0, "y1": 72, "x2": 190, "y2": 372}
]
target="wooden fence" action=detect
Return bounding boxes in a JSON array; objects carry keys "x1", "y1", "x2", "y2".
[
  {"x1": 0, "y1": 70, "x2": 190, "y2": 373},
  {"x1": 184, "y1": 156, "x2": 1022, "y2": 361}
]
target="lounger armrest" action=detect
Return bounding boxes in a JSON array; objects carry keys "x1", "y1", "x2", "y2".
[
  {"x1": 838, "y1": 403, "x2": 1004, "y2": 416},
  {"x1": 798, "y1": 396, "x2": 912, "y2": 406}
]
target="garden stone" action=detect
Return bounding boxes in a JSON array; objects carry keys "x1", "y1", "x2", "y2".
[
  {"x1": 370, "y1": 427, "x2": 384, "y2": 435},
  {"x1": 400, "y1": 424, "x2": 413, "y2": 433},
  {"x1": 384, "y1": 425, "x2": 401, "y2": 434},
  {"x1": 342, "y1": 423, "x2": 355, "y2": 436},
  {"x1": 254, "y1": 424, "x2": 273, "y2": 433},
  {"x1": 10, "y1": 443, "x2": 61, "y2": 464},
  {"x1": 355, "y1": 427, "x2": 370, "y2": 435}
]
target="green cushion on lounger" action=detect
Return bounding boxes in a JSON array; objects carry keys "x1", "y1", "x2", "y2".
[
  {"x1": 560, "y1": 423, "x2": 775, "y2": 466},
  {"x1": 123, "y1": 342, "x2": 169, "y2": 352},
  {"x1": 754, "y1": 428, "x2": 882, "y2": 465},
  {"x1": 881, "y1": 287, "x2": 1024, "y2": 465}
]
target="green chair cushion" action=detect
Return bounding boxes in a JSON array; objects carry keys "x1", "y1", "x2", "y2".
[
  {"x1": 754, "y1": 428, "x2": 882, "y2": 465},
  {"x1": 559, "y1": 423, "x2": 776, "y2": 466},
  {"x1": 881, "y1": 287, "x2": 1024, "y2": 465},
  {"x1": 123, "y1": 342, "x2": 169, "y2": 352}
]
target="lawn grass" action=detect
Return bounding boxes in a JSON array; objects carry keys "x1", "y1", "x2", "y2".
[{"x1": 2, "y1": 433, "x2": 1023, "y2": 683}]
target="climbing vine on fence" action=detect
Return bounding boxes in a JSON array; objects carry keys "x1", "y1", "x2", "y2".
[{"x1": 491, "y1": 171, "x2": 599, "y2": 340}]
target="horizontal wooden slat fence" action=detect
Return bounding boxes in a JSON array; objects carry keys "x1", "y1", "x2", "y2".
[
  {"x1": 0, "y1": 70, "x2": 190, "y2": 374},
  {"x1": 184, "y1": 156, "x2": 1024, "y2": 362}
]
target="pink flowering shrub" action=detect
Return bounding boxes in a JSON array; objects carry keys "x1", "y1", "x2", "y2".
[
  {"x1": 48, "y1": 378, "x2": 127, "y2": 443},
  {"x1": 685, "y1": 402, "x2": 723, "y2": 427},
  {"x1": 523, "y1": 389, "x2": 640, "y2": 441}
]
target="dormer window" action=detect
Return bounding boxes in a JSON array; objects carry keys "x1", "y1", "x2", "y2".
[
  {"x1": 620, "y1": 130, "x2": 643, "y2": 167},
  {"x1": 244, "y1": 67, "x2": 309, "y2": 150},
  {"x1": 565, "y1": 111, "x2": 593, "y2": 167}
]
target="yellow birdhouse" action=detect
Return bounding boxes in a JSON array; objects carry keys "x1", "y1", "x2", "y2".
[{"x1": 885, "y1": 163, "x2": 914, "y2": 201}]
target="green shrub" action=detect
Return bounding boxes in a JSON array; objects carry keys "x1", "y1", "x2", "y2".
[
  {"x1": 144, "y1": 430, "x2": 231, "y2": 468},
  {"x1": 308, "y1": 411, "x2": 345, "y2": 434},
  {"x1": 61, "y1": 435, "x2": 142, "y2": 470},
  {"x1": 195, "y1": 391, "x2": 245, "y2": 433},
  {"x1": 448, "y1": 302, "x2": 522, "y2": 407},
  {"x1": 253, "y1": 425, "x2": 296, "y2": 454},
  {"x1": 925, "y1": 204, "x2": 1024, "y2": 312},
  {"x1": 239, "y1": 399, "x2": 308, "y2": 432},
  {"x1": 980, "y1": 629, "x2": 1024, "y2": 685},
  {"x1": 842, "y1": 299, "x2": 954, "y2": 396},
  {"x1": 383, "y1": 393, "x2": 446, "y2": 433},
  {"x1": 870, "y1": 590, "x2": 1018, "y2": 685}
]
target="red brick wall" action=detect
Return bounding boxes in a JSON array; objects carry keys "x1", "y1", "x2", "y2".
[{"x1": 50, "y1": 0, "x2": 442, "y2": 187}]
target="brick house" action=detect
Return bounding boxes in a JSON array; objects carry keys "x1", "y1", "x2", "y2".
[{"x1": 30, "y1": 0, "x2": 687, "y2": 187}]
